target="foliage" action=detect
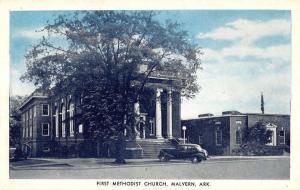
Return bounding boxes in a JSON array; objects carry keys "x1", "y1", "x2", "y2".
[
  {"x1": 9, "y1": 95, "x2": 26, "y2": 147},
  {"x1": 235, "y1": 121, "x2": 273, "y2": 155},
  {"x1": 232, "y1": 145, "x2": 284, "y2": 156},
  {"x1": 20, "y1": 11, "x2": 202, "y2": 155},
  {"x1": 242, "y1": 121, "x2": 273, "y2": 145}
]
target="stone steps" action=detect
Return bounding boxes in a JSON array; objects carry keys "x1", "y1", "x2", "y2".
[{"x1": 136, "y1": 140, "x2": 175, "y2": 158}]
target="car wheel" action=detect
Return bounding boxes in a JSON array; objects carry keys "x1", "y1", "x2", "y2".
[
  {"x1": 159, "y1": 155, "x2": 170, "y2": 162},
  {"x1": 191, "y1": 156, "x2": 201, "y2": 163},
  {"x1": 159, "y1": 155, "x2": 165, "y2": 162}
]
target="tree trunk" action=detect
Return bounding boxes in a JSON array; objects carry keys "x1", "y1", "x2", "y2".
[{"x1": 114, "y1": 131, "x2": 126, "y2": 164}]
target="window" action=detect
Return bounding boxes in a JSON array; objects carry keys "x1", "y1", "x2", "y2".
[
  {"x1": 33, "y1": 105, "x2": 36, "y2": 117},
  {"x1": 55, "y1": 107, "x2": 59, "y2": 138},
  {"x1": 27, "y1": 126, "x2": 29, "y2": 137},
  {"x1": 70, "y1": 121, "x2": 74, "y2": 137},
  {"x1": 279, "y1": 130, "x2": 285, "y2": 136},
  {"x1": 61, "y1": 104, "x2": 66, "y2": 137},
  {"x1": 279, "y1": 130, "x2": 285, "y2": 144},
  {"x1": 62, "y1": 123, "x2": 66, "y2": 137},
  {"x1": 198, "y1": 135, "x2": 203, "y2": 144},
  {"x1": 79, "y1": 124, "x2": 83, "y2": 133},
  {"x1": 43, "y1": 146, "x2": 50, "y2": 152},
  {"x1": 42, "y1": 123, "x2": 49, "y2": 136},
  {"x1": 28, "y1": 125, "x2": 31, "y2": 137},
  {"x1": 42, "y1": 104, "x2": 49, "y2": 116},
  {"x1": 29, "y1": 108, "x2": 32, "y2": 119},
  {"x1": 216, "y1": 129, "x2": 222, "y2": 146},
  {"x1": 61, "y1": 105, "x2": 65, "y2": 121},
  {"x1": 69, "y1": 103, "x2": 75, "y2": 137},
  {"x1": 236, "y1": 130, "x2": 242, "y2": 144}
]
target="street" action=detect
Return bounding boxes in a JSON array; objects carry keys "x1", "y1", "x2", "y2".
[{"x1": 10, "y1": 156, "x2": 289, "y2": 179}]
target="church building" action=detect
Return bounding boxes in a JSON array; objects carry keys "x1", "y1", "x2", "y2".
[{"x1": 18, "y1": 69, "x2": 184, "y2": 158}]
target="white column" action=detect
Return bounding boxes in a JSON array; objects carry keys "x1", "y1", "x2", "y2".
[
  {"x1": 134, "y1": 102, "x2": 141, "y2": 140},
  {"x1": 167, "y1": 89, "x2": 173, "y2": 139},
  {"x1": 142, "y1": 123, "x2": 146, "y2": 139},
  {"x1": 155, "y1": 88, "x2": 163, "y2": 139}
]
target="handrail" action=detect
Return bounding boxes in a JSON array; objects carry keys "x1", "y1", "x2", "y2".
[
  {"x1": 168, "y1": 138, "x2": 180, "y2": 145},
  {"x1": 172, "y1": 138, "x2": 180, "y2": 145},
  {"x1": 136, "y1": 143, "x2": 144, "y2": 158}
]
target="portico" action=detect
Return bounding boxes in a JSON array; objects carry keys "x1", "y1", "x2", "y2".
[
  {"x1": 135, "y1": 86, "x2": 177, "y2": 140},
  {"x1": 154, "y1": 88, "x2": 173, "y2": 139}
]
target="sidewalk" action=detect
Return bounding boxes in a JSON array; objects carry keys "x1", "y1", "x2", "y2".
[{"x1": 10, "y1": 155, "x2": 290, "y2": 170}]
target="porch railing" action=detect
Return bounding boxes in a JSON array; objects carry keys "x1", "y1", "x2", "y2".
[{"x1": 136, "y1": 143, "x2": 144, "y2": 158}]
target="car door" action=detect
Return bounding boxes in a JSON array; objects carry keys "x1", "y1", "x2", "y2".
[
  {"x1": 186, "y1": 146, "x2": 195, "y2": 158},
  {"x1": 182, "y1": 145, "x2": 191, "y2": 159},
  {"x1": 176, "y1": 145, "x2": 186, "y2": 159},
  {"x1": 189, "y1": 146, "x2": 198, "y2": 157}
]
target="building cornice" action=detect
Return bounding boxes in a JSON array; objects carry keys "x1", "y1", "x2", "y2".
[{"x1": 18, "y1": 94, "x2": 48, "y2": 111}]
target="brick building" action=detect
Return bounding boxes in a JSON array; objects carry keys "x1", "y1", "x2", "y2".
[
  {"x1": 181, "y1": 111, "x2": 290, "y2": 156},
  {"x1": 18, "y1": 70, "x2": 184, "y2": 158},
  {"x1": 18, "y1": 91, "x2": 52, "y2": 157}
]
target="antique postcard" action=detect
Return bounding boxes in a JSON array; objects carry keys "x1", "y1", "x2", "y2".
[{"x1": 0, "y1": 0, "x2": 300, "y2": 190}]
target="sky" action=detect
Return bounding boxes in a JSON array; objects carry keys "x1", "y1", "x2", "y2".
[{"x1": 10, "y1": 10, "x2": 291, "y2": 119}]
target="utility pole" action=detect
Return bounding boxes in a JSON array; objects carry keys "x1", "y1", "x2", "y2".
[{"x1": 261, "y1": 92, "x2": 264, "y2": 114}]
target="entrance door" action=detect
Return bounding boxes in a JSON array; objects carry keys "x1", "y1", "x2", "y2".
[{"x1": 266, "y1": 123, "x2": 277, "y2": 146}]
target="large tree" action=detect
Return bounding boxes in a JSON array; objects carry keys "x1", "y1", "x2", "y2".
[{"x1": 21, "y1": 11, "x2": 202, "y2": 162}]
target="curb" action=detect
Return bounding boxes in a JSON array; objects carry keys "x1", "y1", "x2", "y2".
[{"x1": 10, "y1": 156, "x2": 289, "y2": 170}]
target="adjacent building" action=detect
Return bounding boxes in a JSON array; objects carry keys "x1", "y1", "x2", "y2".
[{"x1": 182, "y1": 111, "x2": 290, "y2": 156}]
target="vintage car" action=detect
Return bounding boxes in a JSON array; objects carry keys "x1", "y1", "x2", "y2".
[
  {"x1": 9, "y1": 147, "x2": 28, "y2": 162},
  {"x1": 158, "y1": 143, "x2": 208, "y2": 163}
]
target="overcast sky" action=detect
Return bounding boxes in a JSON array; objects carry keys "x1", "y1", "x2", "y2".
[{"x1": 10, "y1": 10, "x2": 291, "y2": 119}]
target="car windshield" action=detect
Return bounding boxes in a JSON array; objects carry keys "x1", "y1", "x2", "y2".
[
  {"x1": 178, "y1": 145, "x2": 187, "y2": 150},
  {"x1": 194, "y1": 145, "x2": 203, "y2": 151},
  {"x1": 178, "y1": 144, "x2": 203, "y2": 151}
]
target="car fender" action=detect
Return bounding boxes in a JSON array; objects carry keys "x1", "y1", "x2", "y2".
[
  {"x1": 192, "y1": 153, "x2": 205, "y2": 159},
  {"x1": 163, "y1": 152, "x2": 175, "y2": 159}
]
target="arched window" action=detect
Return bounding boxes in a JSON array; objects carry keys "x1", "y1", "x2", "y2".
[
  {"x1": 61, "y1": 104, "x2": 66, "y2": 137},
  {"x1": 54, "y1": 106, "x2": 59, "y2": 137},
  {"x1": 69, "y1": 101, "x2": 75, "y2": 137}
]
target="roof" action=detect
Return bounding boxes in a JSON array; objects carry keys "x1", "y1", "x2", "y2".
[
  {"x1": 182, "y1": 112, "x2": 290, "y2": 121},
  {"x1": 245, "y1": 113, "x2": 290, "y2": 117},
  {"x1": 182, "y1": 114, "x2": 247, "y2": 121},
  {"x1": 18, "y1": 90, "x2": 49, "y2": 110}
]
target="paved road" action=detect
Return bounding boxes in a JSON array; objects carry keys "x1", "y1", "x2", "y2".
[{"x1": 10, "y1": 157, "x2": 289, "y2": 179}]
